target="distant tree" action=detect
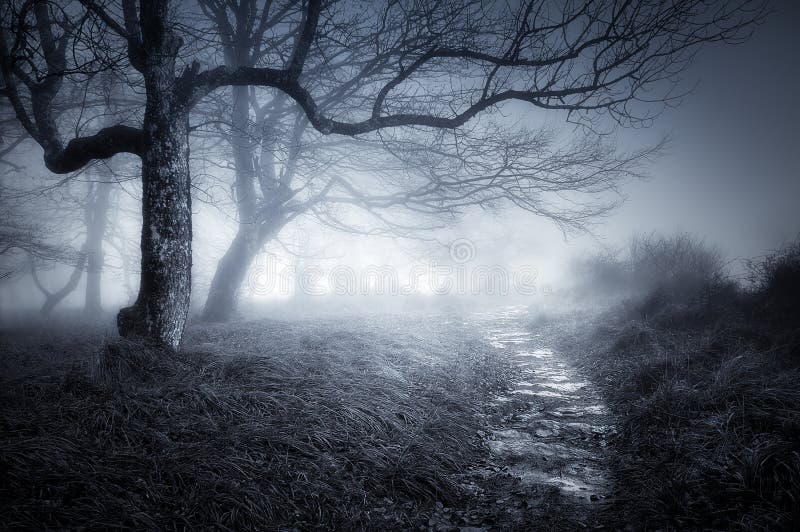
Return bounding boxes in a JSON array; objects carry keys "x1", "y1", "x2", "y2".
[
  {"x1": 628, "y1": 232, "x2": 725, "y2": 296},
  {"x1": 1, "y1": 72, "x2": 126, "y2": 316},
  {"x1": 0, "y1": 179, "x2": 84, "y2": 315},
  {"x1": 82, "y1": 179, "x2": 112, "y2": 315},
  {"x1": 197, "y1": 88, "x2": 655, "y2": 321},
  {"x1": 0, "y1": 202, "x2": 66, "y2": 280},
  {"x1": 28, "y1": 249, "x2": 87, "y2": 315},
  {"x1": 14, "y1": 176, "x2": 115, "y2": 316},
  {"x1": 0, "y1": 0, "x2": 765, "y2": 348}
]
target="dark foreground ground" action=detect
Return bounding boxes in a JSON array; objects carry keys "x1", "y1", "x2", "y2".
[
  {"x1": 1, "y1": 294, "x2": 798, "y2": 530},
  {"x1": 2, "y1": 309, "x2": 606, "y2": 531},
  {"x1": 0, "y1": 313, "x2": 497, "y2": 529},
  {"x1": 554, "y1": 303, "x2": 800, "y2": 532}
]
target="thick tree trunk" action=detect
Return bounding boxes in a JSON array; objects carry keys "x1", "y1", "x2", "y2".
[
  {"x1": 201, "y1": 226, "x2": 260, "y2": 322},
  {"x1": 116, "y1": 3, "x2": 192, "y2": 349},
  {"x1": 84, "y1": 182, "x2": 111, "y2": 315},
  {"x1": 202, "y1": 207, "x2": 289, "y2": 322},
  {"x1": 117, "y1": 106, "x2": 192, "y2": 349},
  {"x1": 201, "y1": 84, "x2": 260, "y2": 322},
  {"x1": 202, "y1": 216, "x2": 287, "y2": 322}
]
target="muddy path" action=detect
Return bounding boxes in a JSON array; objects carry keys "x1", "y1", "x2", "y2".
[{"x1": 435, "y1": 307, "x2": 615, "y2": 531}]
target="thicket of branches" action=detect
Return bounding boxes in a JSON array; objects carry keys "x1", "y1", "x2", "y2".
[{"x1": 0, "y1": 0, "x2": 767, "y2": 346}]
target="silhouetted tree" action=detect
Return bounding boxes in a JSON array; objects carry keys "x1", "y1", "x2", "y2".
[{"x1": 0, "y1": 0, "x2": 765, "y2": 348}]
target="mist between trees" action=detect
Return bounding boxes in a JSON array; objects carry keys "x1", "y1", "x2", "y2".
[
  {"x1": 0, "y1": 0, "x2": 767, "y2": 348},
  {"x1": 244, "y1": 255, "x2": 547, "y2": 298}
]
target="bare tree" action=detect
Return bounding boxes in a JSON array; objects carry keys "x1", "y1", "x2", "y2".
[
  {"x1": 193, "y1": 0, "x2": 658, "y2": 322},
  {"x1": 11, "y1": 176, "x2": 114, "y2": 315},
  {"x1": 1, "y1": 72, "x2": 126, "y2": 316},
  {"x1": 29, "y1": 249, "x2": 87, "y2": 315},
  {"x1": 0, "y1": 158, "x2": 83, "y2": 309},
  {"x1": 0, "y1": 205, "x2": 67, "y2": 280},
  {"x1": 0, "y1": 0, "x2": 765, "y2": 348},
  {"x1": 82, "y1": 179, "x2": 112, "y2": 314},
  {"x1": 199, "y1": 89, "x2": 659, "y2": 321}
]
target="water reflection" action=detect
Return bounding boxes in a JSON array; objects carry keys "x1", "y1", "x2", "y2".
[{"x1": 472, "y1": 308, "x2": 614, "y2": 503}]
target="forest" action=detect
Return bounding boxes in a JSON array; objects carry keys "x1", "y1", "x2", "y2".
[{"x1": 1, "y1": 0, "x2": 798, "y2": 530}]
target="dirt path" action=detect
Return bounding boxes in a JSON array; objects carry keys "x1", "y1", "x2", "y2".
[{"x1": 444, "y1": 306, "x2": 614, "y2": 530}]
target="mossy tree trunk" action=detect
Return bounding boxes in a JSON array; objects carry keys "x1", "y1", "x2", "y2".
[{"x1": 116, "y1": 2, "x2": 192, "y2": 350}]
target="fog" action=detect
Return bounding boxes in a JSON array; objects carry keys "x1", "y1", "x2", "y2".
[
  {"x1": 3, "y1": 2, "x2": 797, "y2": 315},
  {"x1": 4, "y1": 1, "x2": 800, "y2": 529}
]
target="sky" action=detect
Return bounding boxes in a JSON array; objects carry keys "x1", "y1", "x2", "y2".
[
  {"x1": 593, "y1": 0, "x2": 800, "y2": 264},
  {"x1": 447, "y1": 0, "x2": 800, "y2": 287}
]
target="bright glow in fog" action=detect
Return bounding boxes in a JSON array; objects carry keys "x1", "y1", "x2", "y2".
[
  {"x1": 1, "y1": 0, "x2": 798, "y2": 317},
  {"x1": 208, "y1": 218, "x2": 560, "y2": 302}
]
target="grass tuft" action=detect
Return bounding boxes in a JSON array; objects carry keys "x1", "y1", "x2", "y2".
[
  {"x1": 0, "y1": 314, "x2": 510, "y2": 529},
  {"x1": 558, "y1": 234, "x2": 800, "y2": 530}
]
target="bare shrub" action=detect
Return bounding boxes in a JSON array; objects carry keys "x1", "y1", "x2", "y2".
[
  {"x1": 747, "y1": 238, "x2": 800, "y2": 325},
  {"x1": 571, "y1": 249, "x2": 631, "y2": 299},
  {"x1": 629, "y1": 232, "x2": 725, "y2": 295}
]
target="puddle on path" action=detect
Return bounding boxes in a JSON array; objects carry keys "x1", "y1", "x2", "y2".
[{"x1": 470, "y1": 306, "x2": 614, "y2": 504}]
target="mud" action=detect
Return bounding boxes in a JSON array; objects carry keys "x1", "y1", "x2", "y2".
[{"x1": 444, "y1": 306, "x2": 614, "y2": 531}]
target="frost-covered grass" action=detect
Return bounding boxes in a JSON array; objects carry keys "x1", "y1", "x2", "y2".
[
  {"x1": 554, "y1": 238, "x2": 800, "y2": 530},
  {"x1": 566, "y1": 312, "x2": 800, "y2": 530},
  {"x1": 0, "y1": 313, "x2": 511, "y2": 529}
]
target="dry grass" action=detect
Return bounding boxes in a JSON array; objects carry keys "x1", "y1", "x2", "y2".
[
  {"x1": 0, "y1": 313, "x2": 512, "y2": 529},
  {"x1": 556, "y1": 239, "x2": 800, "y2": 530}
]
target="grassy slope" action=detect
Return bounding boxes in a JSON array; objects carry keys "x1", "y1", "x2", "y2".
[
  {"x1": 555, "y1": 299, "x2": 800, "y2": 531},
  {"x1": 0, "y1": 314, "x2": 512, "y2": 530}
]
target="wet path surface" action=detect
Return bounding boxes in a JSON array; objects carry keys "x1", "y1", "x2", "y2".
[{"x1": 466, "y1": 306, "x2": 614, "y2": 525}]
